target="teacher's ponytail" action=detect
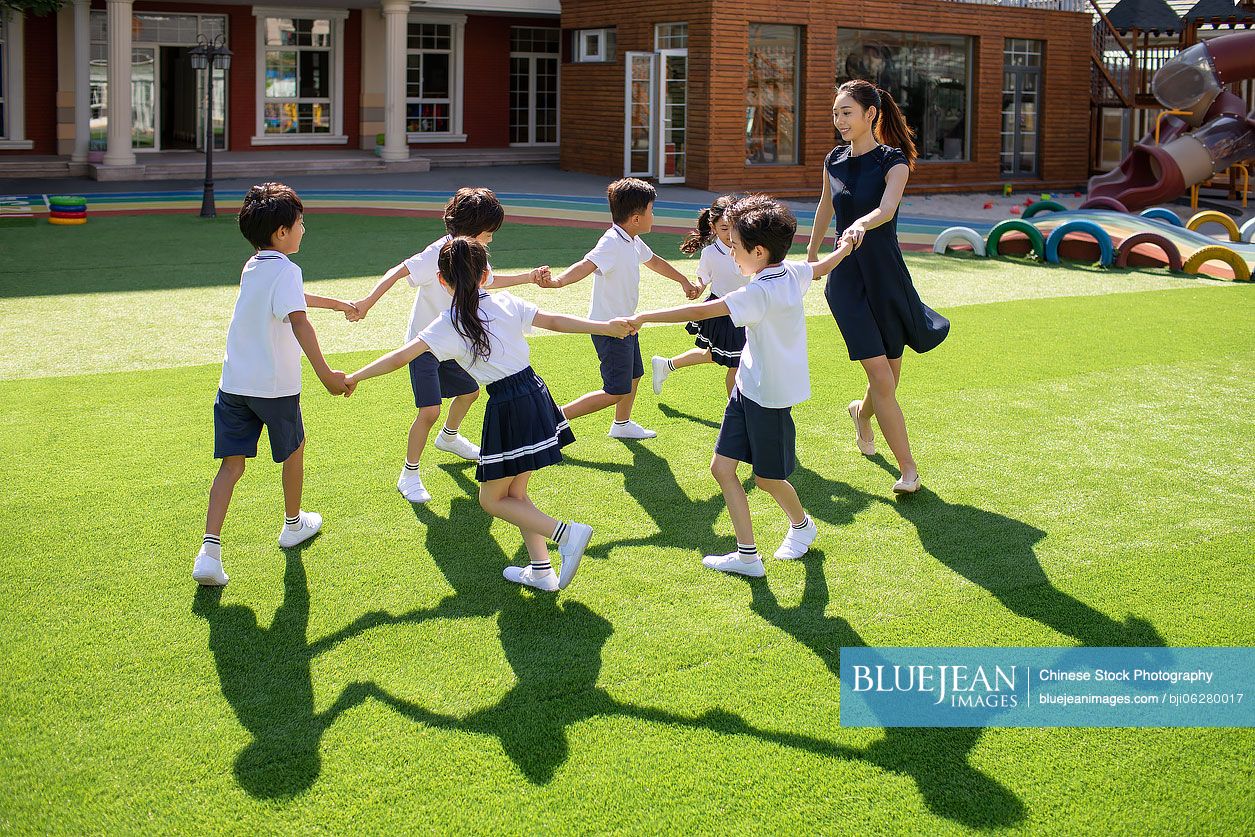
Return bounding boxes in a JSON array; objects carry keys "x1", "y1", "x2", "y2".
[{"x1": 875, "y1": 88, "x2": 917, "y2": 170}]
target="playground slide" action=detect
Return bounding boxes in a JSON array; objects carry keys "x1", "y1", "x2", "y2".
[{"x1": 1083, "y1": 31, "x2": 1255, "y2": 214}]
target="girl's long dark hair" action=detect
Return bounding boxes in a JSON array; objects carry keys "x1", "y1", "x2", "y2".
[
  {"x1": 681, "y1": 194, "x2": 737, "y2": 255},
  {"x1": 438, "y1": 237, "x2": 492, "y2": 361},
  {"x1": 836, "y1": 79, "x2": 917, "y2": 170}
]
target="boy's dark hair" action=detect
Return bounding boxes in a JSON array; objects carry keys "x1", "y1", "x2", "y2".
[
  {"x1": 238, "y1": 182, "x2": 304, "y2": 250},
  {"x1": 444, "y1": 187, "x2": 505, "y2": 237},
  {"x1": 607, "y1": 178, "x2": 657, "y2": 224},
  {"x1": 728, "y1": 195, "x2": 797, "y2": 264}
]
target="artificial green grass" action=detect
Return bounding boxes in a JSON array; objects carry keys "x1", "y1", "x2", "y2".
[
  {"x1": 0, "y1": 213, "x2": 1224, "y2": 380},
  {"x1": 0, "y1": 280, "x2": 1252, "y2": 833}
]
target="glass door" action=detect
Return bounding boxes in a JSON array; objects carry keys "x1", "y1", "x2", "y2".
[
  {"x1": 624, "y1": 51, "x2": 656, "y2": 177},
  {"x1": 1001, "y1": 39, "x2": 1043, "y2": 177},
  {"x1": 657, "y1": 49, "x2": 686, "y2": 184},
  {"x1": 509, "y1": 27, "x2": 559, "y2": 145},
  {"x1": 131, "y1": 47, "x2": 157, "y2": 149}
]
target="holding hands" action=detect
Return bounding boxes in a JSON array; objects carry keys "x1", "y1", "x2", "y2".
[
  {"x1": 840, "y1": 222, "x2": 867, "y2": 250},
  {"x1": 681, "y1": 279, "x2": 704, "y2": 300},
  {"x1": 530, "y1": 265, "x2": 554, "y2": 287},
  {"x1": 606, "y1": 317, "x2": 639, "y2": 338},
  {"x1": 320, "y1": 369, "x2": 356, "y2": 397}
]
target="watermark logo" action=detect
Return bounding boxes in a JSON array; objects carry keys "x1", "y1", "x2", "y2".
[{"x1": 839, "y1": 647, "x2": 1252, "y2": 727}]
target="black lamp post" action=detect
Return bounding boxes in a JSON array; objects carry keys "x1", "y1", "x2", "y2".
[{"x1": 189, "y1": 34, "x2": 232, "y2": 219}]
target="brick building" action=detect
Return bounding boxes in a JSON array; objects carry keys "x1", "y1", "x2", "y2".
[{"x1": 0, "y1": 0, "x2": 1094, "y2": 190}]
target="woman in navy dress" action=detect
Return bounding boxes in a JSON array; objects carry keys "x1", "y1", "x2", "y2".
[{"x1": 807, "y1": 79, "x2": 949, "y2": 494}]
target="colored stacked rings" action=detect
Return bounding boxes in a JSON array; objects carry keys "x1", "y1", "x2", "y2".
[{"x1": 49, "y1": 195, "x2": 88, "y2": 226}]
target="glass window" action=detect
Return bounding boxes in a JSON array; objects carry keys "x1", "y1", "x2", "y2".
[
  {"x1": 263, "y1": 18, "x2": 332, "y2": 134},
  {"x1": 406, "y1": 21, "x2": 454, "y2": 134},
  {"x1": 510, "y1": 26, "x2": 558, "y2": 54},
  {"x1": 836, "y1": 29, "x2": 971, "y2": 162},
  {"x1": 575, "y1": 28, "x2": 615, "y2": 63},
  {"x1": 746, "y1": 24, "x2": 801, "y2": 166},
  {"x1": 510, "y1": 28, "x2": 560, "y2": 145},
  {"x1": 655, "y1": 23, "x2": 688, "y2": 51}
]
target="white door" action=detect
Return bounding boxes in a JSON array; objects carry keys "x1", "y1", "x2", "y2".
[
  {"x1": 624, "y1": 51, "x2": 656, "y2": 177},
  {"x1": 656, "y1": 49, "x2": 686, "y2": 184}
]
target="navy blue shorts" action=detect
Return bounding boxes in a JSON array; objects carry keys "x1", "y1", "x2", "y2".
[
  {"x1": 213, "y1": 389, "x2": 304, "y2": 463},
  {"x1": 591, "y1": 333, "x2": 643, "y2": 396},
  {"x1": 408, "y1": 353, "x2": 479, "y2": 408},
  {"x1": 714, "y1": 388, "x2": 796, "y2": 480}
]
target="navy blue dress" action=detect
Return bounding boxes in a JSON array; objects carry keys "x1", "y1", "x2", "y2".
[{"x1": 824, "y1": 144, "x2": 949, "y2": 361}]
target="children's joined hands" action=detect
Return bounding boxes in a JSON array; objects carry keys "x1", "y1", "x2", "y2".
[
  {"x1": 529, "y1": 266, "x2": 554, "y2": 287},
  {"x1": 606, "y1": 317, "x2": 639, "y2": 338},
  {"x1": 682, "y1": 280, "x2": 704, "y2": 300}
]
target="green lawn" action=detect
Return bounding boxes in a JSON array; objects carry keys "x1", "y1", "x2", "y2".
[{"x1": 0, "y1": 215, "x2": 1252, "y2": 833}]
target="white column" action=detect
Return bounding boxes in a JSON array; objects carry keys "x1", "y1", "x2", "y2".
[
  {"x1": 380, "y1": 0, "x2": 410, "y2": 162},
  {"x1": 71, "y1": 0, "x2": 90, "y2": 162},
  {"x1": 102, "y1": 0, "x2": 135, "y2": 166}
]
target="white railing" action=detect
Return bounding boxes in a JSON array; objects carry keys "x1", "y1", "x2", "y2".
[{"x1": 936, "y1": 0, "x2": 1089, "y2": 10}]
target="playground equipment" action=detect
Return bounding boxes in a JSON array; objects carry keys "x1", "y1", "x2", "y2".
[
  {"x1": 48, "y1": 196, "x2": 88, "y2": 226},
  {"x1": 1084, "y1": 30, "x2": 1255, "y2": 213},
  {"x1": 933, "y1": 201, "x2": 1253, "y2": 281}
]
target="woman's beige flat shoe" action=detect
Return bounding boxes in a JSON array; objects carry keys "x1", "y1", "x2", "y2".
[
  {"x1": 893, "y1": 474, "x2": 922, "y2": 494},
  {"x1": 848, "y1": 400, "x2": 876, "y2": 456}
]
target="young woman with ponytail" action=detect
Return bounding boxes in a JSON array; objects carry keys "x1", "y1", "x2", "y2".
[
  {"x1": 652, "y1": 195, "x2": 747, "y2": 398},
  {"x1": 346, "y1": 237, "x2": 636, "y2": 592},
  {"x1": 807, "y1": 78, "x2": 949, "y2": 495}
]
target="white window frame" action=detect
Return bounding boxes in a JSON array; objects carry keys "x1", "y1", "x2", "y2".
[
  {"x1": 251, "y1": 7, "x2": 348, "y2": 146},
  {"x1": 576, "y1": 28, "x2": 615, "y2": 63},
  {"x1": 405, "y1": 13, "x2": 466, "y2": 144},
  {"x1": 509, "y1": 26, "x2": 559, "y2": 147},
  {"x1": 0, "y1": 10, "x2": 33, "y2": 149},
  {"x1": 623, "y1": 51, "x2": 656, "y2": 177}
]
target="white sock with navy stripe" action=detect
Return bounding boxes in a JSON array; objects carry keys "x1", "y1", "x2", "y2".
[
  {"x1": 403, "y1": 460, "x2": 419, "y2": 474},
  {"x1": 440, "y1": 427, "x2": 458, "y2": 437},
  {"x1": 612, "y1": 420, "x2": 630, "y2": 427},
  {"x1": 285, "y1": 513, "x2": 301, "y2": 531},
  {"x1": 737, "y1": 542, "x2": 759, "y2": 562},
  {"x1": 792, "y1": 515, "x2": 812, "y2": 530},
  {"x1": 552, "y1": 521, "x2": 569, "y2": 545},
  {"x1": 202, "y1": 534, "x2": 221, "y2": 559},
  {"x1": 666, "y1": 359, "x2": 676, "y2": 372}
]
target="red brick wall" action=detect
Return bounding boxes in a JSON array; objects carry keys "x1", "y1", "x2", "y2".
[
  {"x1": 0, "y1": 12, "x2": 58, "y2": 155},
  {"x1": 560, "y1": 0, "x2": 1093, "y2": 193}
]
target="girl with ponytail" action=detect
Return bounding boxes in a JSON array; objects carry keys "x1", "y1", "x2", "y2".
[
  {"x1": 806, "y1": 78, "x2": 949, "y2": 495},
  {"x1": 346, "y1": 236, "x2": 636, "y2": 593},
  {"x1": 653, "y1": 195, "x2": 747, "y2": 397}
]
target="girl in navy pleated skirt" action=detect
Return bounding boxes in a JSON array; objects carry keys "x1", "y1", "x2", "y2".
[{"x1": 347, "y1": 237, "x2": 636, "y2": 592}]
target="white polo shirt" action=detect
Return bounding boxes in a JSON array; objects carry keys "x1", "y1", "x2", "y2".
[
  {"x1": 219, "y1": 250, "x2": 307, "y2": 398},
  {"x1": 586, "y1": 224, "x2": 654, "y2": 320},
  {"x1": 404, "y1": 234, "x2": 494, "y2": 341},
  {"x1": 699, "y1": 239, "x2": 748, "y2": 298},
  {"x1": 418, "y1": 292, "x2": 538, "y2": 385},
  {"x1": 722, "y1": 260, "x2": 815, "y2": 409}
]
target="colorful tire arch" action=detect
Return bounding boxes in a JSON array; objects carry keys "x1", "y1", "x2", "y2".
[
  {"x1": 1115, "y1": 233, "x2": 1184, "y2": 272},
  {"x1": 1240, "y1": 217, "x2": 1255, "y2": 244},
  {"x1": 932, "y1": 226, "x2": 988, "y2": 256},
  {"x1": 1022, "y1": 200, "x2": 1067, "y2": 219},
  {"x1": 1139, "y1": 207, "x2": 1184, "y2": 227},
  {"x1": 1045, "y1": 220, "x2": 1116, "y2": 266},
  {"x1": 1182, "y1": 246, "x2": 1252, "y2": 281},
  {"x1": 1185, "y1": 211, "x2": 1241, "y2": 242},
  {"x1": 985, "y1": 219, "x2": 1046, "y2": 259}
]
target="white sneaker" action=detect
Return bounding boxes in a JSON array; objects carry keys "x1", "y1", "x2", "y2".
[
  {"x1": 433, "y1": 430, "x2": 480, "y2": 461},
  {"x1": 192, "y1": 550, "x2": 229, "y2": 586},
  {"x1": 397, "y1": 469, "x2": 432, "y2": 504},
  {"x1": 278, "y1": 511, "x2": 323, "y2": 548},
  {"x1": 849, "y1": 400, "x2": 875, "y2": 456},
  {"x1": 651, "y1": 356, "x2": 672, "y2": 395},
  {"x1": 702, "y1": 552, "x2": 766, "y2": 578},
  {"x1": 774, "y1": 517, "x2": 818, "y2": 560},
  {"x1": 557, "y1": 522, "x2": 593, "y2": 589},
  {"x1": 893, "y1": 475, "x2": 922, "y2": 494},
  {"x1": 504, "y1": 565, "x2": 559, "y2": 592},
  {"x1": 608, "y1": 420, "x2": 657, "y2": 440}
]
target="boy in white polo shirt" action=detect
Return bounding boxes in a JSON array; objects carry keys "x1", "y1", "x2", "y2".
[
  {"x1": 192, "y1": 183, "x2": 357, "y2": 587},
  {"x1": 548, "y1": 178, "x2": 701, "y2": 439},
  {"x1": 630, "y1": 195, "x2": 852, "y2": 578}
]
